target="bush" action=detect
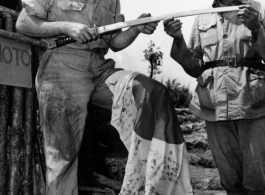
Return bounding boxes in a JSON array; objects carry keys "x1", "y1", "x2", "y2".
[{"x1": 165, "y1": 79, "x2": 192, "y2": 108}]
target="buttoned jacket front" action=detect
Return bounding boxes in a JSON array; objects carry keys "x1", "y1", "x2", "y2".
[{"x1": 171, "y1": 0, "x2": 265, "y2": 121}]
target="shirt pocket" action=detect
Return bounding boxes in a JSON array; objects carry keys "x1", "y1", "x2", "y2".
[
  {"x1": 240, "y1": 31, "x2": 252, "y2": 42},
  {"x1": 57, "y1": 0, "x2": 86, "y2": 11},
  {"x1": 247, "y1": 68, "x2": 265, "y2": 107},
  {"x1": 238, "y1": 23, "x2": 252, "y2": 41},
  {"x1": 197, "y1": 21, "x2": 218, "y2": 49},
  {"x1": 98, "y1": 3, "x2": 116, "y2": 26},
  {"x1": 195, "y1": 70, "x2": 216, "y2": 109}
]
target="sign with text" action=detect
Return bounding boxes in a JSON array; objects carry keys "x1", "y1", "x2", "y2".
[{"x1": 0, "y1": 37, "x2": 32, "y2": 88}]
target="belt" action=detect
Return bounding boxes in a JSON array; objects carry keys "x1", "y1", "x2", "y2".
[{"x1": 204, "y1": 58, "x2": 265, "y2": 71}]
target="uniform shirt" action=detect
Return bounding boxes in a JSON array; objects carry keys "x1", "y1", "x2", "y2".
[
  {"x1": 22, "y1": 0, "x2": 125, "y2": 51},
  {"x1": 170, "y1": 0, "x2": 265, "y2": 121}
]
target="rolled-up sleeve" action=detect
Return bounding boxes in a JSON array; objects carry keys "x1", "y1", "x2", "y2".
[
  {"x1": 22, "y1": 0, "x2": 53, "y2": 19},
  {"x1": 113, "y1": 0, "x2": 124, "y2": 23},
  {"x1": 115, "y1": 14, "x2": 125, "y2": 23}
]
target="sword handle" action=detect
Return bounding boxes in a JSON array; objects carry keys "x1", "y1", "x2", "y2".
[
  {"x1": 47, "y1": 36, "x2": 75, "y2": 49},
  {"x1": 47, "y1": 25, "x2": 99, "y2": 49}
]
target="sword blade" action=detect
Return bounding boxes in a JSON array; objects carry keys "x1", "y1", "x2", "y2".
[
  {"x1": 48, "y1": 6, "x2": 239, "y2": 49},
  {"x1": 98, "y1": 6, "x2": 239, "y2": 34}
]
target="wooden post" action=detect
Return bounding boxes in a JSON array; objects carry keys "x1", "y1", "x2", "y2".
[
  {"x1": 0, "y1": 14, "x2": 11, "y2": 195},
  {"x1": 22, "y1": 88, "x2": 34, "y2": 195},
  {"x1": 0, "y1": 84, "x2": 10, "y2": 195},
  {"x1": 4, "y1": 13, "x2": 24, "y2": 195},
  {"x1": 8, "y1": 86, "x2": 24, "y2": 195},
  {"x1": 0, "y1": 5, "x2": 47, "y2": 195}
]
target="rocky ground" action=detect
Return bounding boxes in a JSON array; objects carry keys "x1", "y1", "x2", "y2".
[
  {"x1": 78, "y1": 106, "x2": 226, "y2": 195},
  {"x1": 177, "y1": 109, "x2": 225, "y2": 195}
]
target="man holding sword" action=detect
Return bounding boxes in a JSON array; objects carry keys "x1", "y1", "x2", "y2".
[
  {"x1": 164, "y1": 0, "x2": 265, "y2": 194},
  {"x1": 16, "y1": 0, "x2": 193, "y2": 194}
]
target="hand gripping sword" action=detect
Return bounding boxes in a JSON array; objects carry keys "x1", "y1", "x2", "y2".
[{"x1": 47, "y1": 6, "x2": 239, "y2": 49}]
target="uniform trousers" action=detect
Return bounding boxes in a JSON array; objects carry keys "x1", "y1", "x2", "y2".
[
  {"x1": 36, "y1": 47, "x2": 188, "y2": 195},
  {"x1": 206, "y1": 118, "x2": 265, "y2": 195}
]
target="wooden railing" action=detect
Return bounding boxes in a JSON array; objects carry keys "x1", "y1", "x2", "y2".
[
  {"x1": 0, "y1": 5, "x2": 46, "y2": 48},
  {"x1": 0, "y1": 5, "x2": 46, "y2": 195}
]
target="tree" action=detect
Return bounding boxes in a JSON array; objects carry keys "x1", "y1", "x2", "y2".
[
  {"x1": 143, "y1": 41, "x2": 163, "y2": 79},
  {"x1": 165, "y1": 79, "x2": 192, "y2": 108}
]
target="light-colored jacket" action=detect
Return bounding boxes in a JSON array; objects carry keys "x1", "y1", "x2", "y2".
[{"x1": 171, "y1": 0, "x2": 265, "y2": 121}]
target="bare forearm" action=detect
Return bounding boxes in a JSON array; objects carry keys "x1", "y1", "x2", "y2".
[
  {"x1": 109, "y1": 13, "x2": 158, "y2": 52},
  {"x1": 16, "y1": 9, "x2": 97, "y2": 44},
  {"x1": 109, "y1": 27, "x2": 140, "y2": 52},
  {"x1": 16, "y1": 9, "x2": 66, "y2": 37}
]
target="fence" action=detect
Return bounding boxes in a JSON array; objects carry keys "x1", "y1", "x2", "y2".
[{"x1": 0, "y1": 5, "x2": 47, "y2": 195}]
